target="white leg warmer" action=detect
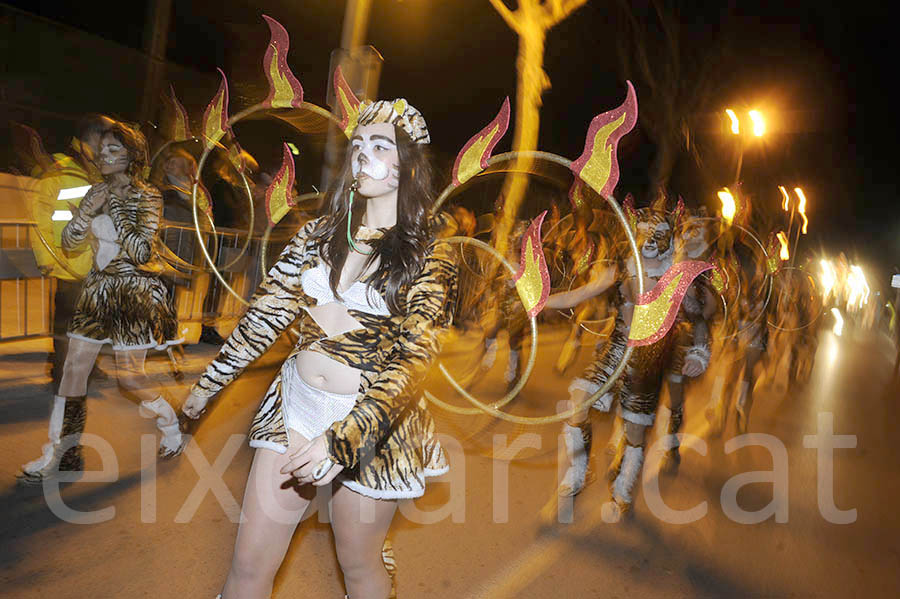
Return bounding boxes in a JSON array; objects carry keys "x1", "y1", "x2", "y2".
[
  {"x1": 22, "y1": 396, "x2": 66, "y2": 473},
  {"x1": 504, "y1": 350, "x2": 520, "y2": 383},
  {"x1": 140, "y1": 397, "x2": 183, "y2": 456},
  {"x1": 559, "y1": 422, "x2": 590, "y2": 496},
  {"x1": 612, "y1": 444, "x2": 644, "y2": 505}
]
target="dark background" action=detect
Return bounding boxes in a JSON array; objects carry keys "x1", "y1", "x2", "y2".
[{"x1": 3, "y1": 0, "x2": 897, "y2": 286}]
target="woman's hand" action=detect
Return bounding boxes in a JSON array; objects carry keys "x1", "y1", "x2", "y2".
[
  {"x1": 182, "y1": 391, "x2": 209, "y2": 420},
  {"x1": 280, "y1": 435, "x2": 344, "y2": 486},
  {"x1": 80, "y1": 183, "x2": 108, "y2": 215}
]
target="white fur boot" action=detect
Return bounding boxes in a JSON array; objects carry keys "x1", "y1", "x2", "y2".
[
  {"x1": 140, "y1": 397, "x2": 185, "y2": 458},
  {"x1": 558, "y1": 422, "x2": 592, "y2": 497},
  {"x1": 19, "y1": 396, "x2": 85, "y2": 484},
  {"x1": 605, "y1": 443, "x2": 644, "y2": 522}
]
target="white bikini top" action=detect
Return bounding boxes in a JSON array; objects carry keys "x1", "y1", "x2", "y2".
[{"x1": 300, "y1": 261, "x2": 390, "y2": 316}]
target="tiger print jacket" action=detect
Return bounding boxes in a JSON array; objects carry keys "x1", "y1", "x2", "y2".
[
  {"x1": 191, "y1": 216, "x2": 459, "y2": 498},
  {"x1": 61, "y1": 181, "x2": 165, "y2": 274}
]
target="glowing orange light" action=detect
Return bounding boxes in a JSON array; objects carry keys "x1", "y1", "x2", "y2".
[
  {"x1": 794, "y1": 187, "x2": 808, "y2": 234},
  {"x1": 779, "y1": 185, "x2": 790, "y2": 211},
  {"x1": 749, "y1": 110, "x2": 765, "y2": 137},
  {"x1": 725, "y1": 109, "x2": 739, "y2": 135},
  {"x1": 718, "y1": 188, "x2": 736, "y2": 224},
  {"x1": 776, "y1": 231, "x2": 790, "y2": 260}
]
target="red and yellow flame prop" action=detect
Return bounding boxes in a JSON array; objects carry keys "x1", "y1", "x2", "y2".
[
  {"x1": 196, "y1": 180, "x2": 213, "y2": 217},
  {"x1": 201, "y1": 69, "x2": 231, "y2": 150},
  {"x1": 227, "y1": 139, "x2": 246, "y2": 174},
  {"x1": 265, "y1": 143, "x2": 296, "y2": 227},
  {"x1": 451, "y1": 97, "x2": 510, "y2": 186},
  {"x1": 261, "y1": 15, "x2": 304, "y2": 109},
  {"x1": 513, "y1": 211, "x2": 551, "y2": 318},
  {"x1": 334, "y1": 66, "x2": 362, "y2": 139},
  {"x1": 570, "y1": 81, "x2": 638, "y2": 197},
  {"x1": 628, "y1": 260, "x2": 714, "y2": 347},
  {"x1": 167, "y1": 85, "x2": 192, "y2": 142}
]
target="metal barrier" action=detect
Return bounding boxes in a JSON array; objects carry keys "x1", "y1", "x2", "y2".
[
  {"x1": 0, "y1": 219, "x2": 295, "y2": 343},
  {"x1": 0, "y1": 219, "x2": 52, "y2": 341}
]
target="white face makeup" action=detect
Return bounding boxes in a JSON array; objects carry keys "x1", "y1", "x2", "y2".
[
  {"x1": 98, "y1": 133, "x2": 130, "y2": 177},
  {"x1": 350, "y1": 123, "x2": 399, "y2": 198}
]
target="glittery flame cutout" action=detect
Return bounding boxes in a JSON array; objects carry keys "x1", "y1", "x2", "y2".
[
  {"x1": 261, "y1": 15, "x2": 304, "y2": 109},
  {"x1": 167, "y1": 85, "x2": 192, "y2": 142},
  {"x1": 451, "y1": 97, "x2": 510, "y2": 186},
  {"x1": 201, "y1": 68, "x2": 231, "y2": 150},
  {"x1": 334, "y1": 66, "x2": 362, "y2": 139},
  {"x1": 513, "y1": 211, "x2": 551, "y2": 318},
  {"x1": 265, "y1": 143, "x2": 296, "y2": 227},
  {"x1": 627, "y1": 260, "x2": 714, "y2": 347},
  {"x1": 570, "y1": 81, "x2": 638, "y2": 197}
]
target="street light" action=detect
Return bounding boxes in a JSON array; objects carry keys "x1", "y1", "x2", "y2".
[
  {"x1": 724, "y1": 108, "x2": 765, "y2": 184},
  {"x1": 725, "y1": 109, "x2": 740, "y2": 135},
  {"x1": 748, "y1": 109, "x2": 766, "y2": 136},
  {"x1": 718, "y1": 187, "x2": 736, "y2": 224}
]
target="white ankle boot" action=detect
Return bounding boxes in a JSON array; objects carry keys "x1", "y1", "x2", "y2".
[
  {"x1": 558, "y1": 422, "x2": 592, "y2": 497},
  {"x1": 140, "y1": 397, "x2": 185, "y2": 458}
]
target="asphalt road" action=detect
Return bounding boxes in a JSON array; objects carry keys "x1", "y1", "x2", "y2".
[{"x1": 1, "y1": 321, "x2": 897, "y2": 598}]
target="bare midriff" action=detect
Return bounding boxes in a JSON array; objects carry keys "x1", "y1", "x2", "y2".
[{"x1": 295, "y1": 302, "x2": 363, "y2": 395}]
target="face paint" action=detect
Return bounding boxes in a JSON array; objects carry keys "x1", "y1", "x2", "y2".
[
  {"x1": 98, "y1": 133, "x2": 130, "y2": 176},
  {"x1": 350, "y1": 123, "x2": 399, "y2": 198}
]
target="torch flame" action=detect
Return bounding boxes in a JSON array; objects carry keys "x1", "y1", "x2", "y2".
[
  {"x1": 570, "y1": 81, "x2": 638, "y2": 197},
  {"x1": 334, "y1": 66, "x2": 362, "y2": 139},
  {"x1": 168, "y1": 85, "x2": 192, "y2": 142},
  {"x1": 201, "y1": 68, "x2": 231, "y2": 150},
  {"x1": 779, "y1": 185, "x2": 790, "y2": 211},
  {"x1": 718, "y1": 188, "x2": 736, "y2": 224},
  {"x1": 749, "y1": 109, "x2": 765, "y2": 137},
  {"x1": 794, "y1": 187, "x2": 808, "y2": 234},
  {"x1": 513, "y1": 211, "x2": 550, "y2": 318},
  {"x1": 261, "y1": 15, "x2": 304, "y2": 109},
  {"x1": 265, "y1": 143, "x2": 296, "y2": 227},
  {"x1": 451, "y1": 97, "x2": 510, "y2": 187},
  {"x1": 628, "y1": 260, "x2": 714, "y2": 346}
]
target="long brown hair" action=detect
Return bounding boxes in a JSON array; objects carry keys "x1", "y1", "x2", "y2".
[
  {"x1": 311, "y1": 126, "x2": 435, "y2": 315},
  {"x1": 105, "y1": 122, "x2": 151, "y2": 185}
]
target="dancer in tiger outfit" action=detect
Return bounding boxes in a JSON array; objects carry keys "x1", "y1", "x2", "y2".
[
  {"x1": 183, "y1": 99, "x2": 457, "y2": 599},
  {"x1": 548, "y1": 196, "x2": 711, "y2": 520},
  {"x1": 18, "y1": 121, "x2": 185, "y2": 484}
]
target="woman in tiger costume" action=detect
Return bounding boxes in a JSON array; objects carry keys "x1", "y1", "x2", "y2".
[
  {"x1": 182, "y1": 99, "x2": 457, "y2": 599},
  {"x1": 548, "y1": 196, "x2": 711, "y2": 520},
  {"x1": 18, "y1": 122, "x2": 185, "y2": 485}
]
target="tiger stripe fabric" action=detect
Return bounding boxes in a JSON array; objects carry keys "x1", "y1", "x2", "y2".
[
  {"x1": 62, "y1": 182, "x2": 180, "y2": 350},
  {"x1": 192, "y1": 215, "x2": 458, "y2": 499}
]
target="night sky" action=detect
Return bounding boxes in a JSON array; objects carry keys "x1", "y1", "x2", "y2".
[{"x1": 8, "y1": 1, "x2": 899, "y2": 283}]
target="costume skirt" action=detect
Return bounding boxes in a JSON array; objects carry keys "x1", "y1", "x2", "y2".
[{"x1": 67, "y1": 266, "x2": 182, "y2": 351}]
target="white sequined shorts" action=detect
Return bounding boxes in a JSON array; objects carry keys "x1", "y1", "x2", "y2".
[{"x1": 281, "y1": 358, "x2": 358, "y2": 441}]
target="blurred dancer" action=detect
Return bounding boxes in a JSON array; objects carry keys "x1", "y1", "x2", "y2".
[
  {"x1": 549, "y1": 197, "x2": 710, "y2": 520},
  {"x1": 18, "y1": 122, "x2": 186, "y2": 484},
  {"x1": 25, "y1": 115, "x2": 113, "y2": 385}
]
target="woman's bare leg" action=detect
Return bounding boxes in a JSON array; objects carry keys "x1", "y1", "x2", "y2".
[
  {"x1": 221, "y1": 430, "x2": 317, "y2": 599},
  {"x1": 330, "y1": 485, "x2": 398, "y2": 599}
]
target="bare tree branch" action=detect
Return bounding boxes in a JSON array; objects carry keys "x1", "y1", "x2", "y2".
[{"x1": 489, "y1": 0, "x2": 521, "y2": 33}]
